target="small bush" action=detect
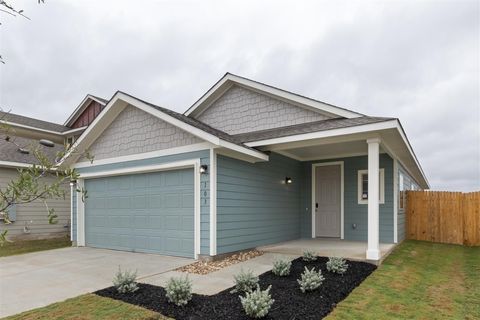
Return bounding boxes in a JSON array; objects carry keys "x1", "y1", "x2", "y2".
[
  {"x1": 272, "y1": 258, "x2": 292, "y2": 276},
  {"x1": 112, "y1": 267, "x2": 139, "y2": 294},
  {"x1": 165, "y1": 276, "x2": 193, "y2": 306},
  {"x1": 297, "y1": 267, "x2": 324, "y2": 293},
  {"x1": 302, "y1": 250, "x2": 318, "y2": 262},
  {"x1": 231, "y1": 269, "x2": 259, "y2": 293},
  {"x1": 326, "y1": 257, "x2": 349, "y2": 274},
  {"x1": 240, "y1": 285, "x2": 275, "y2": 318}
]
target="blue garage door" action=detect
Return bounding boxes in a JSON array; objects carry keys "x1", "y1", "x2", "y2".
[{"x1": 85, "y1": 168, "x2": 194, "y2": 258}]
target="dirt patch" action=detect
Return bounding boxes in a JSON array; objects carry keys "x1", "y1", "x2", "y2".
[
  {"x1": 96, "y1": 257, "x2": 377, "y2": 320},
  {"x1": 176, "y1": 250, "x2": 263, "y2": 275}
]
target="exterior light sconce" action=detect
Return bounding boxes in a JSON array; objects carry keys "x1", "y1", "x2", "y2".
[
  {"x1": 285, "y1": 177, "x2": 292, "y2": 184},
  {"x1": 200, "y1": 165, "x2": 208, "y2": 174},
  {"x1": 70, "y1": 180, "x2": 77, "y2": 187}
]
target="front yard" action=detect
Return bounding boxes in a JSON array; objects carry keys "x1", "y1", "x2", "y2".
[
  {"x1": 0, "y1": 237, "x2": 71, "y2": 257},
  {"x1": 4, "y1": 240, "x2": 479, "y2": 319}
]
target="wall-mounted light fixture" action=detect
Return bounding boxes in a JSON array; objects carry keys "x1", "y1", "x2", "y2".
[
  {"x1": 70, "y1": 180, "x2": 77, "y2": 187},
  {"x1": 285, "y1": 177, "x2": 292, "y2": 184},
  {"x1": 200, "y1": 165, "x2": 208, "y2": 174}
]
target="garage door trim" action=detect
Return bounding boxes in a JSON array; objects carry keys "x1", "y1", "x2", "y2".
[{"x1": 76, "y1": 159, "x2": 201, "y2": 259}]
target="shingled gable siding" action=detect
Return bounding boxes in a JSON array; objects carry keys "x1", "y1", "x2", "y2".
[
  {"x1": 79, "y1": 105, "x2": 202, "y2": 162},
  {"x1": 75, "y1": 150, "x2": 211, "y2": 255},
  {"x1": 397, "y1": 164, "x2": 420, "y2": 242},
  {"x1": 196, "y1": 85, "x2": 332, "y2": 135},
  {"x1": 216, "y1": 153, "x2": 303, "y2": 254},
  {"x1": 300, "y1": 154, "x2": 395, "y2": 243}
]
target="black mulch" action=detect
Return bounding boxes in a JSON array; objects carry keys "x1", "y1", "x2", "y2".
[{"x1": 95, "y1": 257, "x2": 376, "y2": 320}]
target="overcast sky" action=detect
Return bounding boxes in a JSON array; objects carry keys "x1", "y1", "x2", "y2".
[{"x1": 0, "y1": 0, "x2": 479, "y2": 191}]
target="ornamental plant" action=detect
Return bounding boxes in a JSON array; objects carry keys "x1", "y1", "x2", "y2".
[
  {"x1": 240, "y1": 285, "x2": 275, "y2": 318},
  {"x1": 272, "y1": 257, "x2": 291, "y2": 276},
  {"x1": 231, "y1": 269, "x2": 259, "y2": 293},
  {"x1": 165, "y1": 275, "x2": 193, "y2": 307},
  {"x1": 297, "y1": 266, "x2": 324, "y2": 293},
  {"x1": 326, "y1": 257, "x2": 349, "y2": 274},
  {"x1": 112, "y1": 267, "x2": 139, "y2": 294},
  {"x1": 302, "y1": 250, "x2": 318, "y2": 262}
]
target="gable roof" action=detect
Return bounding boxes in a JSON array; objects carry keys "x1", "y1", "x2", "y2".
[
  {"x1": 0, "y1": 110, "x2": 70, "y2": 133},
  {"x1": 184, "y1": 73, "x2": 364, "y2": 119},
  {"x1": 63, "y1": 94, "x2": 108, "y2": 127}
]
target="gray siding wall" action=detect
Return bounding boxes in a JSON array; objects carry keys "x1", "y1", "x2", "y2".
[
  {"x1": 0, "y1": 167, "x2": 71, "y2": 240},
  {"x1": 81, "y1": 105, "x2": 202, "y2": 161},
  {"x1": 216, "y1": 153, "x2": 303, "y2": 254},
  {"x1": 300, "y1": 154, "x2": 395, "y2": 243},
  {"x1": 75, "y1": 150, "x2": 211, "y2": 255},
  {"x1": 397, "y1": 164, "x2": 420, "y2": 242},
  {"x1": 196, "y1": 85, "x2": 331, "y2": 135}
]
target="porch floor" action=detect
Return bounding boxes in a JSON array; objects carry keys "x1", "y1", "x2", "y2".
[{"x1": 258, "y1": 238, "x2": 396, "y2": 264}]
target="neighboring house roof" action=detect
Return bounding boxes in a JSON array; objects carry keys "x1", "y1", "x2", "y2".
[
  {"x1": 0, "y1": 135, "x2": 63, "y2": 166},
  {"x1": 233, "y1": 116, "x2": 395, "y2": 143},
  {"x1": 0, "y1": 111, "x2": 70, "y2": 133},
  {"x1": 184, "y1": 73, "x2": 364, "y2": 119}
]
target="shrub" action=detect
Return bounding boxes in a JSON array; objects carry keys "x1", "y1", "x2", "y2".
[
  {"x1": 272, "y1": 257, "x2": 292, "y2": 276},
  {"x1": 165, "y1": 276, "x2": 193, "y2": 306},
  {"x1": 302, "y1": 250, "x2": 318, "y2": 262},
  {"x1": 326, "y1": 257, "x2": 349, "y2": 274},
  {"x1": 297, "y1": 267, "x2": 324, "y2": 293},
  {"x1": 240, "y1": 285, "x2": 275, "y2": 318},
  {"x1": 231, "y1": 269, "x2": 259, "y2": 293},
  {"x1": 112, "y1": 267, "x2": 139, "y2": 294}
]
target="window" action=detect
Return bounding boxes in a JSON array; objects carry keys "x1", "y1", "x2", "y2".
[
  {"x1": 357, "y1": 169, "x2": 385, "y2": 204},
  {"x1": 66, "y1": 136, "x2": 75, "y2": 148},
  {"x1": 399, "y1": 173, "x2": 405, "y2": 210}
]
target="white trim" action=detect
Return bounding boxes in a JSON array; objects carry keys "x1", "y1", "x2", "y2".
[
  {"x1": 76, "y1": 179, "x2": 85, "y2": 246},
  {"x1": 74, "y1": 142, "x2": 212, "y2": 168},
  {"x1": 218, "y1": 139, "x2": 268, "y2": 161},
  {"x1": 62, "y1": 126, "x2": 88, "y2": 135},
  {"x1": 209, "y1": 148, "x2": 217, "y2": 256},
  {"x1": 311, "y1": 161, "x2": 344, "y2": 239},
  {"x1": 393, "y1": 158, "x2": 398, "y2": 243},
  {"x1": 64, "y1": 94, "x2": 107, "y2": 126},
  {"x1": 78, "y1": 159, "x2": 201, "y2": 259},
  {"x1": 185, "y1": 73, "x2": 362, "y2": 118},
  {"x1": 366, "y1": 139, "x2": 380, "y2": 260},
  {"x1": 0, "y1": 120, "x2": 65, "y2": 136},
  {"x1": 357, "y1": 169, "x2": 385, "y2": 205},
  {"x1": 70, "y1": 183, "x2": 74, "y2": 241},
  {"x1": 0, "y1": 161, "x2": 32, "y2": 168}
]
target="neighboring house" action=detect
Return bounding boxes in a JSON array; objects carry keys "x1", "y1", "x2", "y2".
[
  {"x1": 0, "y1": 95, "x2": 107, "y2": 240},
  {"x1": 61, "y1": 73, "x2": 428, "y2": 261}
]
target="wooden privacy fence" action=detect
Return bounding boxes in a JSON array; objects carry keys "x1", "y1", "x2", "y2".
[{"x1": 406, "y1": 191, "x2": 480, "y2": 246}]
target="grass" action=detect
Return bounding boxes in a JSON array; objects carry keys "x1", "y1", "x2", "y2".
[
  {"x1": 3, "y1": 294, "x2": 169, "y2": 320},
  {"x1": 327, "y1": 240, "x2": 480, "y2": 320},
  {"x1": 0, "y1": 237, "x2": 72, "y2": 257},
  {"x1": 3, "y1": 240, "x2": 478, "y2": 319}
]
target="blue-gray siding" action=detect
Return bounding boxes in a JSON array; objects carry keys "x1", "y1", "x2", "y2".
[
  {"x1": 75, "y1": 150, "x2": 210, "y2": 255},
  {"x1": 301, "y1": 154, "x2": 395, "y2": 243},
  {"x1": 216, "y1": 153, "x2": 303, "y2": 254}
]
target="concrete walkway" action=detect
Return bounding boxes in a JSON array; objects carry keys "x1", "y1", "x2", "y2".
[
  {"x1": 0, "y1": 247, "x2": 192, "y2": 318},
  {"x1": 143, "y1": 252, "x2": 298, "y2": 295}
]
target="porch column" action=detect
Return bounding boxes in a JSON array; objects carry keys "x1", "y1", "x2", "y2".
[{"x1": 366, "y1": 138, "x2": 380, "y2": 260}]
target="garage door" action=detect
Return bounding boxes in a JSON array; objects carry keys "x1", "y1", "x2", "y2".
[{"x1": 85, "y1": 168, "x2": 194, "y2": 258}]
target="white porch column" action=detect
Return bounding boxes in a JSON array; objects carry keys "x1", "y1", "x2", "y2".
[{"x1": 366, "y1": 138, "x2": 380, "y2": 260}]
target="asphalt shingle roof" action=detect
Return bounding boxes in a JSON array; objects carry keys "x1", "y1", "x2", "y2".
[
  {"x1": 0, "y1": 111, "x2": 71, "y2": 133},
  {"x1": 0, "y1": 135, "x2": 64, "y2": 164}
]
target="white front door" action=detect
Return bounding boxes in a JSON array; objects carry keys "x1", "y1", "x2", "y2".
[{"x1": 315, "y1": 165, "x2": 341, "y2": 237}]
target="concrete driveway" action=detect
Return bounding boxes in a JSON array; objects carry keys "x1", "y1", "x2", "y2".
[{"x1": 0, "y1": 247, "x2": 192, "y2": 318}]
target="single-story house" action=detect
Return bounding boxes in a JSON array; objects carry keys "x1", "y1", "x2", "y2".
[{"x1": 61, "y1": 73, "x2": 429, "y2": 261}]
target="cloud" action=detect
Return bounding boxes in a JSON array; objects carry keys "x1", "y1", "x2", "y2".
[{"x1": 0, "y1": 0, "x2": 478, "y2": 191}]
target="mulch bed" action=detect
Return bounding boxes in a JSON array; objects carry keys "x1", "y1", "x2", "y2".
[
  {"x1": 96, "y1": 257, "x2": 376, "y2": 320},
  {"x1": 176, "y1": 250, "x2": 264, "y2": 275}
]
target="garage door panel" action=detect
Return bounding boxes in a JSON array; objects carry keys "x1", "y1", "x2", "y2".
[{"x1": 85, "y1": 168, "x2": 194, "y2": 258}]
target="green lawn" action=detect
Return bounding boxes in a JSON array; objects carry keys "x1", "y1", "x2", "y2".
[
  {"x1": 327, "y1": 240, "x2": 480, "y2": 320},
  {"x1": 0, "y1": 237, "x2": 72, "y2": 257},
  {"x1": 3, "y1": 240, "x2": 478, "y2": 319},
  {"x1": 4, "y1": 294, "x2": 169, "y2": 320}
]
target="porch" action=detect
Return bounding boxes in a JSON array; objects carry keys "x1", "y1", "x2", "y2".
[{"x1": 258, "y1": 238, "x2": 396, "y2": 264}]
